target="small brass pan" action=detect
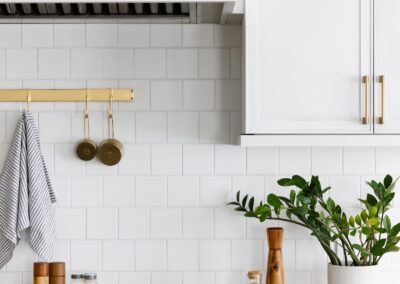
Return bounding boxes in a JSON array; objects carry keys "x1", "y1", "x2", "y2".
[
  {"x1": 98, "y1": 91, "x2": 124, "y2": 166},
  {"x1": 76, "y1": 92, "x2": 97, "y2": 161}
]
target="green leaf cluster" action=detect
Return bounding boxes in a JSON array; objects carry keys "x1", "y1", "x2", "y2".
[{"x1": 227, "y1": 175, "x2": 400, "y2": 266}]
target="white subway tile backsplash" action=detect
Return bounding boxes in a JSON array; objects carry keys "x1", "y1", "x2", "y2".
[
  {"x1": 104, "y1": 176, "x2": 134, "y2": 207},
  {"x1": 102, "y1": 49, "x2": 134, "y2": 79},
  {"x1": 119, "y1": 272, "x2": 150, "y2": 284},
  {"x1": 22, "y1": 24, "x2": 52, "y2": 47},
  {"x1": 247, "y1": 147, "x2": 278, "y2": 175},
  {"x1": 183, "y1": 145, "x2": 214, "y2": 175},
  {"x1": 329, "y1": 176, "x2": 361, "y2": 207},
  {"x1": 183, "y1": 208, "x2": 214, "y2": 239},
  {"x1": 39, "y1": 112, "x2": 70, "y2": 143},
  {"x1": 119, "y1": 144, "x2": 151, "y2": 175},
  {"x1": 70, "y1": 176, "x2": 103, "y2": 207},
  {"x1": 214, "y1": 25, "x2": 242, "y2": 47},
  {"x1": 151, "y1": 144, "x2": 182, "y2": 175},
  {"x1": 183, "y1": 272, "x2": 214, "y2": 284},
  {"x1": 200, "y1": 176, "x2": 231, "y2": 207},
  {"x1": 199, "y1": 49, "x2": 230, "y2": 79},
  {"x1": 167, "y1": 49, "x2": 198, "y2": 79},
  {"x1": 151, "y1": 24, "x2": 182, "y2": 47},
  {"x1": 152, "y1": 272, "x2": 182, "y2": 284},
  {"x1": 38, "y1": 49, "x2": 70, "y2": 79},
  {"x1": 168, "y1": 177, "x2": 199, "y2": 207},
  {"x1": 0, "y1": 24, "x2": 21, "y2": 47},
  {"x1": 87, "y1": 208, "x2": 118, "y2": 239},
  {"x1": 296, "y1": 240, "x2": 327, "y2": 271},
  {"x1": 55, "y1": 208, "x2": 86, "y2": 239},
  {"x1": 167, "y1": 240, "x2": 198, "y2": 271},
  {"x1": 215, "y1": 207, "x2": 246, "y2": 238},
  {"x1": 279, "y1": 147, "x2": 311, "y2": 175},
  {"x1": 230, "y1": 48, "x2": 241, "y2": 79},
  {"x1": 135, "y1": 177, "x2": 167, "y2": 207},
  {"x1": 119, "y1": 80, "x2": 151, "y2": 111},
  {"x1": 151, "y1": 80, "x2": 182, "y2": 110},
  {"x1": 71, "y1": 241, "x2": 102, "y2": 271},
  {"x1": 54, "y1": 24, "x2": 85, "y2": 47},
  {"x1": 118, "y1": 24, "x2": 150, "y2": 47},
  {"x1": 376, "y1": 147, "x2": 400, "y2": 174},
  {"x1": 136, "y1": 112, "x2": 167, "y2": 143},
  {"x1": 151, "y1": 208, "x2": 182, "y2": 239},
  {"x1": 0, "y1": 49, "x2": 5, "y2": 80},
  {"x1": 71, "y1": 49, "x2": 102, "y2": 79},
  {"x1": 183, "y1": 80, "x2": 214, "y2": 111},
  {"x1": 199, "y1": 112, "x2": 230, "y2": 143},
  {"x1": 215, "y1": 80, "x2": 241, "y2": 111},
  {"x1": 135, "y1": 240, "x2": 167, "y2": 271},
  {"x1": 86, "y1": 24, "x2": 117, "y2": 47},
  {"x1": 6, "y1": 49, "x2": 37, "y2": 79},
  {"x1": 343, "y1": 147, "x2": 375, "y2": 175},
  {"x1": 135, "y1": 49, "x2": 166, "y2": 79},
  {"x1": 199, "y1": 240, "x2": 231, "y2": 270},
  {"x1": 216, "y1": 272, "x2": 246, "y2": 284},
  {"x1": 215, "y1": 145, "x2": 246, "y2": 175},
  {"x1": 183, "y1": 24, "x2": 214, "y2": 47},
  {"x1": 168, "y1": 112, "x2": 198, "y2": 143},
  {"x1": 103, "y1": 241, "x2": 134, "y2": 271},
  {"x1": 54, "y1": 143, "x2": 86, "y2": 175},
  {"x1": 231, "y1": 240, "x2": 263, "y2": 270},
  {"x1": 311, "y1": 147, "x2": 342, "y2": 175},
  {"x1": 119, "y1": 208, "x2": 150, "y2": 239}
]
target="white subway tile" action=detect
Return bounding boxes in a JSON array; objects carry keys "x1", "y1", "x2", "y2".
[
  {"x1": 6, "y1": 49, "x2": 37, "y2": 79},
  {"x1": 119, "y1": 272, "x2": 150, "y2": 284},
  {"x1": 38, "y1": 49, "x2": 70, "y2": 79},
  {"x1": 0, "y1": 49, "x2": 4, "y2": 80},
  {"x1": 135, "y1": 240, "x2": 166, "y2": 271},
  {"x1": 343, "y1": 147, "x2": 375, "y2": 175},
  {"x1": 104, "y1": 176, "x2": 134, "y2": 207},
  {"x1": 215, "y1": 207, "x2": 246, "y2": 238},
  {"x1": 311, "y1": 272, "x2": 327, "y2": 284},
  {"x1": 135, "y1": 49, "x2": 166, "y2": 79},
  {"x1": 199, "y1": 49, "x2": 230, "y2": 79},
  {"x1": 247, "y1": 147, "x2": 278, "y2": 175},
  {"x1": 103, "y1": 241, "x2": 134, "y2": 271},
  {"x1": 376, "y1": 147, "x2": 400, "y2": 174},
  {"x1": 55, "y1": 208, "x2": 86, "y2": 239},
  {"x1": 103, "y1": 49, "x2": 134, "y2": 79},
  {"x1": 39, "y1": 112, "x2": 70, "y2": 143},
  {"x1": 151, "y1": 208, "x2": 182, "y2": 239},
  {"x1": 22, "y1": 24, "x2": 52, "y2": 47},
  {"x1": 214, "y1": 25, "x2": 242, "y2": 47},
  {"x1": 183, "y1": 272, "x2": 214, "y2": 284},
  {"x1": 118, "y1": 24, "x2": 149, "y2": 47},
  {"x1": 168, "y1": 112, "x2": 198, "y2": 143},
  {"x1": 0, "y1": 24, "x2": 20, "y2": 47},
  {"x1": 230, "y1": 48, "x2": 241, "y2": 79},
  {"x1": 87, "y1": 208, "x2": 118, "y2": 239},
  {"x1": 151, "y1": 80, "x2": 182, "y2": 110},
  {"x1": 167, "y1": 49, "x2": 198, "y2": 79},
  {"x1": 282, "y1": 240, "x2": 296, "y2": 270},
  {"x1": 119, "y1": 144, "x2": 151, "y2": 174},
  {"x1": 86, "y1": 24, "x2": 117, "y2": 47},
  {"x1": 311, "y1": 147, "x2": 342, "y2": 175},
  {"x1": 118, "y1": 80, "x2": 150, "y2": 111},
  {"x1": 54, "y1": 24, "x2": 85, "y2": 47},
  {"x1": 200, "y1": 176, "x2": 231, "y2": 207},
  {"x1": 151, "y1": 145, "x2": 182, "y2": 175},
  {"x1": 279, "y1": 147, "x2": 311, "y2": 175},
  {"x1": 232, "y1": 176, "x2": 264, "y2": 201},
  {"x1": 215, "y1": 145, "x2": 246, "y2": 174},
  {"x1": 167, "y1": 240, "x2": 198, "y2": 271},
  {"x1": 135, "y1": 177, "x2": 167, "y2": 207},
  {"x1": 231, "y1": 240, "x2": 263, "y2": 270},
  {"x1": 199, "y1": 240, "x2": 231, "y2": 270},
  {"x1": 71, "y1": 49, "x2": 102, "y2": 79},
  {"x1": 152, "y1": 272, "x2": 182, "y2": 284},
  {"x1": 296, "y1": 240, "x2": 327, "y2": 271},
  {"x1": 183, "y1": 145, "x2": 214, "y2": 175},
  {"x1": 285, "y1": 272, "x2": 312, "y2": 284},
  {"x1": 97, "y1": 272, "x2": 118, "y2": 284},
  {"x1": 71, "y1": 241, "x2": 102, "y2": 271},
  {"x1": 183, "y1": 208, "x2": 214, "y2": 239},
  {"x1": 183, "y1": 80, "x2": 214, "y2": 110},
  {"x1": 151, "y1": 24, "x2": 182, "y2": 47},
  {"x1": 52, "y1": 240, "x2": 70, "y2": 267},
  {"x1": 54, "y1": 144, "x2": 86, "y2": 175},
  {"x1": 70, "y1": 176, "x2": 103, "y2": 207},
  {"x1": 136, "y1": 112, "x2": 167, "y2": 143},
  {"x1": 199, "y1": 112, "x2": 230, "y2": 143},
  {"x1": 183, "y1": 24, "x2": 214, "y2": 47},
  {"x1": 119, "y1": 208, "x2": 150, "y2": 239},
  {"x1": 230, "y1": 111, "x2": 240, "y2": 144},
  {"x1": 216, "y1": 272, "x2": 246, "y2": 284},
  {"x1": 113, "y1": 112, "x2": 135, "y2": 142},
  {"x1": 168, "y1": 177, "x2": 199, "y2": 207},
  {"x1": 51, "y1": 177, "x2": 70, "y2": 207},
  {"x1": 0, "y1": 273, "x2": 21, "y2": 283},
  {"x1": 215, "y1": 80, "x2": 241, "y2": 110},
  {"x1": 329, "y1": 176, "x2": 361, "y2": 207}
]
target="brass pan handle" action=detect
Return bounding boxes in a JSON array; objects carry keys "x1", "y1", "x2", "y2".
[
  {"x1": 362, "y1": 75, "x2": 369, "y2": 125},
  {"x1": 378, "y1": 75, "x2": 385, "y2": 124}
]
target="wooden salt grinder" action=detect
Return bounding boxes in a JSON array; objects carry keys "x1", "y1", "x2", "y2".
[{"x1": 266, "y1": 227, "x2": 284, "y2": 284}]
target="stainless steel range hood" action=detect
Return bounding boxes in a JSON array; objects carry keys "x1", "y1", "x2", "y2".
[{"x1": 0, "y1": 3, "x2": 194, "y2": 18}]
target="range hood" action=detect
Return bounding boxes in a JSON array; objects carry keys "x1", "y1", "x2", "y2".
[{"x1": 0, "y1": 3, "x2": 194, "y2": 18}]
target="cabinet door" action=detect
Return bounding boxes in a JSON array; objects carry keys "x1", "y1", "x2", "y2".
[
  {"x1": 245, "y1": 0, "x2": 372, "y2": 134},
  {"x1": 374, "y1": 0, "x2": 400, "y2": 133}
]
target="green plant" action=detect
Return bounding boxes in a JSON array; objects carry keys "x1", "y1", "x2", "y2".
[{"x1": 228, "y1": 175, "x2": 400, "y2": 266}]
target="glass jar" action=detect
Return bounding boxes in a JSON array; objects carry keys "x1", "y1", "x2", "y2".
[
  {"x1": 71, "y1": 274, "x2": 84, "y2": 284},
  {"x1": 247, "y1": 271, "x2": 262, "y2": 284},
  {"x1": 83, "y1": 273, "x2": 97, "y2": 284}
]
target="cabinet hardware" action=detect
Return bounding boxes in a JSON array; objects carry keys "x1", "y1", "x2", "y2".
[
  {"x1": 362, "y1": 76, "x2": 369, "y2": 125},
  {"x1": 378, "y1": 75, "x2": 385, "y2": 124}
]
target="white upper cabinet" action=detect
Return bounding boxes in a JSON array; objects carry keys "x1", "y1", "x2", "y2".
[
  {"x1": 374, "y1": 0, "x2": 400, "y2": 133},
  {"x1": 244, "y1": 0, "x2": 372, "y2": 134}
]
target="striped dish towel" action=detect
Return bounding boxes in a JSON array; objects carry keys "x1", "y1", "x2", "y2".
[{"x1": 0, "y1": 110, "x2": 56, "y2": 269}]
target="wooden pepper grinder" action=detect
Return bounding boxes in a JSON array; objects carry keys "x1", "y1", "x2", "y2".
[{"x1": 266, "y1": 227, "x2": 284, "y2": 284}]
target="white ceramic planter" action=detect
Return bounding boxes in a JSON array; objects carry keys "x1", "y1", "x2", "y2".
[{"x1": 328, "y1": 263, "x2": 386, "y2": 284}]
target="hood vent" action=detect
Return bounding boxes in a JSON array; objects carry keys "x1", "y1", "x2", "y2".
[{"x1": 0, "y1": 3, "x2": 192, "y2": 18}]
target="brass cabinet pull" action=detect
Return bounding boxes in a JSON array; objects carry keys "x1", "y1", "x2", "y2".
[
  {"x1": 362, "y1": 75, "x2": 369, "y2": 125},
  {"x1": 378, "y1": 75, "x2": 385, "y2": 124}
]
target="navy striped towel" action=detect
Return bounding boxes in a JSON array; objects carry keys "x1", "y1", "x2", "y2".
[{"x1": 0, "y1": 110, "x2": 56, "y2": 268}]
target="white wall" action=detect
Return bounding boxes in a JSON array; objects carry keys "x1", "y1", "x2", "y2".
[{"x1": 0, "y1": 22, "x2": 399, "y2": 284}]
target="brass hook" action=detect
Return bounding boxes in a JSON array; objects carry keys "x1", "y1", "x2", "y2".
[
  {"x1": 108, "y1": 89, "x2": 114, "y2": 118},
  {"x1": 108, "y1": 89, "x2": 115, "y2": 139},
  {"x1": 26, "y1": 89, "x2": 31, "y2": 111}
]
